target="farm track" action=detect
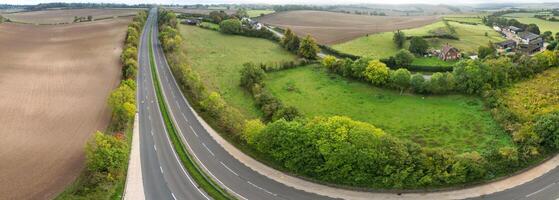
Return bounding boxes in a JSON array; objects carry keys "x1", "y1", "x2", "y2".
[{"x1": 0, "y1": 18, "x2": 130, "y2": 200}]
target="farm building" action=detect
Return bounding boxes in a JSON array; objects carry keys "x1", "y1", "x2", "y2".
[
  {"x1": 517, "y1": 32, "x2": 544, "y2": 54},
  {"x1": 439, "y1": 44, "x2": 461, "y2": 61},
  {"x1": 504, "y1": 26, "x2": 523, "y2": 34},
  {"x1": 496, "y1": 40, "x2": 517, "y2": 52}
]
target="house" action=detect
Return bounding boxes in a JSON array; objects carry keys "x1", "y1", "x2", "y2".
[
  {"x1": 241, "y1": 17, "x2": 263, "y2": 30},
  {"x1": 517, "y1": 32, "x2": 544, "y2": 54},
  {"x1": 495, "y1": 40, "x2": 517, "y2": 52},
  {"x1": 504, "y1": 26, "x2": 523, "y2": 34},
  {"x1": 182, "y1": 19, "x2": 199, "y2": 25},
  {"x1": 493, "y1": 26, "x2": 502, "y2": 32},
  {"x1": 439, "y1": 44, "x2": 461, "y2": 61}
]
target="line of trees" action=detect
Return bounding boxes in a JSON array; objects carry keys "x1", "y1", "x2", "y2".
[
  {"x1": 322, "y1": 49, "x2": 559, "y2": 95},
  {"x1": 280, "y1": 28, "x2": 320, "y2": 59},
  {"x1": 482, "y1": 16, "x2": 541, "y2": 35},
  {"x1": 61, "y1": 10, "x2": 147, "y2": 199}
]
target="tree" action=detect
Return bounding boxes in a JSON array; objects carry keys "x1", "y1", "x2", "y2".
[
  {"x1": 85, "y1": 131, "x2": 128, "y2": 180},
  {"x1": 235, "y1": 8, "x2": 248, "y2": 18},
  {"x1": 364, "y1": 60, "x2": 390, "y2": 85},
  {"x1": 239, "y1": 62, "x2": 266, "y2": 89},
  {"x1": 526, "y1": 24, "x2": 541, "y2": 35},
  {"x1": 409, "y1": 37, "x2": 429, "y2": 55},
  {"x1": 391, "y1": 68, "x2": 412, "y2": 94},
  {"x1": 200, "y1": 92, "x2": 226, "y2": 118},
  {"x1": 534, "y1": 112, "x2": 559, "y2": 150},
  {"x1": 321, "y1": 55, "x2": 338, "y2": 70},
  {"x1": 542, "y1": 31, "x2": 554, "y2": 42},
  {"x1": 478, "y1": 45, "x2": 495, "y2": 59},
  {"x1": 428, "y1": 72, "x2": 454, "y2": 94},
  {"x1": 298, "y1": 35, "x2": 320, "y2": 59},
  {"x1": 242, "y1": 119, "x2": 265, "y2": 145},
  {"x1": 108, "y1": 82, "x2": 136, "y2": 131},
  {"x1": 452, "y1": 60, "x2": 487, "y2": 94},
  {"x1": 281, "y1": 29, "x2": 300, "y2": 52},
  {"x1": 394, "y1": 49, "x2": 415, "y2": 67},
  {"x1": 555, "y1": 32, "x2": 559, "y2": 41},
  {"x1": 393, "y1": 30, "x2": 406, "y2": 49},
  {"x1": 351, "y1": 57, "x2": 372, "y2": 79},
  {"x1": 410, "y1": 74, "x2": 426, "y2": 93},
  {"x1": 219, "y1": 19, "x2": 242, "y2": 34}
]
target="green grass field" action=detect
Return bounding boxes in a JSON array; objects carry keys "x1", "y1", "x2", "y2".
[
  {"x1": 411, "y1": 57, "x2": 457, "y2": 67},
  {"x1": 503, "y1": 12, "x2": 559, "y2": 33},
  {"x1": 333, "y1": 21, "x2": 504, "y2": 58},
  {"x1": 179, "y1": 25, "x2": 296, "y2": 119},
  {"x1": 266, "y1": 65, "x2": 513, "y2": 153},
  {"x1": 248, "y1": 9, "x2": 275, "y2": 17}
]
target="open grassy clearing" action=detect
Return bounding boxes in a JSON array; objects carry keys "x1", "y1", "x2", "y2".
[
  {"x1": 333, "y1": 21, "x2": 504, "y2": 58},
  {"x1": 411, "y1": 57, "x2": 457, "y2": 67},
  {"x1": 502, "y1": 68, "x2": 559, "y2": 122},
  {"x1": 259, "y1": 10, "x2": 439, "y2": 44},
  {"x1": 248, "y1": 9, "x2": 274, "y2": 17},
  {"x1": 3, "y1": 8, "x2": 140, "y2": 24},
  {"x1": 167, "y1": 7, "x2": 237, "y2": 15},
  {"x1": 0, "y1": 18, "x2": 129, "y2": 200},
  {"x1": 178, "y1": 24, "x2": 297, "y2": 119},
  {"x1": 508, "y1": 17, "x2": 559, "y2": 34},
  {"x1": 265, "y1": 65, "x2": 513, "y2": 153}
]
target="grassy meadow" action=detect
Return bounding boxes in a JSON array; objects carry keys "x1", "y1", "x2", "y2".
[
  {"x1": 265, "y1": 65, "x2": 513, "y2": 153},
  {"x1": 178, "y1": 24, "x2": 297, "y2": 118},
  {"x1": 248, "y1": 9, "x2": 275, "y2": 17},
  {"x1": 503, "y1": 12, "x2": 559, "y2": 33},
  {"x1": 333, "y1": 20, "x2": 504, "y2": 58}
]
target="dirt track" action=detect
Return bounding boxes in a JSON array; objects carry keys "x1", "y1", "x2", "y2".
[
  {"x1": 259, "y1": 10, "x2": 440, "y2": 44},
  {"x1": 0, "y1": 18, "x2": 129, "y2": 200},
  {"x1": 4, "y1": 8, "x2": 139, "y2": 24}
]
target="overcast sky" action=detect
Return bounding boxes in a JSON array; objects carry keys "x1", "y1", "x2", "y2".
[{"x1": 3, "y1": 0, "x2": 556, "y2": 5}]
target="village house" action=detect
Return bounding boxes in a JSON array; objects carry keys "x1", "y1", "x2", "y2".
[
  {"x1": 241, "y1": 17, "x2": 263, "y2": 30},
  {"x1": 504, "y1": 26, "x2": 523, "y2": 34},
  {"x1": 439, "y1": 44, "x2": 461, "y2": 61}
]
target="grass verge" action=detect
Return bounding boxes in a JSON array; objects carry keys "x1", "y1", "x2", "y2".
[{"x1": 148, "y1": 29, "x2": 235, "y2": 200}]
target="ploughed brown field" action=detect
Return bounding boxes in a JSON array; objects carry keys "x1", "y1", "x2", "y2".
[
  {"x1": 259, "y1": 10, "x2": 440, "y2": 44},
  {"x1": 3, "y1": 8, "x2": 139, "y2": 24},
  {"x1": 167, "y1": 7, "x2": 237, "y2": 15},
  {"x1": 0, "y1": 17, "x2": 130, "y2": 200}
]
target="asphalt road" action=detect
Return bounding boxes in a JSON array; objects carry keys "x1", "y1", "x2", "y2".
[{"x1": 138, "y1": 8, "x2": 559, "y2": 200}]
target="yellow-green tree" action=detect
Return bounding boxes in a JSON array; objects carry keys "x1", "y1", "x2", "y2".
[{"x1": 364, "y1": 60, "x2": 390, "y2": 85}]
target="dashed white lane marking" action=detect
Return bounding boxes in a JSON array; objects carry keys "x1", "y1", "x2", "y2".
[
  {"x1": 148, "y1": 115, "x2": 151, "y2": 120},
  {"x1": 171, "y1": 193, "x2": 177, "y2": 200},
  {"x1": 247, "y1": 181, "x2": 277, "y2": 196},
  {"x1": 202, "y1": 143, "x2": 215, "y2": 156},
  {"x1": 220, "y1": 162, "x2": 239, "y2": 176},
  {"x1": 160, "y1": 166, "x2": 164, "y2": 174},
  {"x1": 189, "y1": 125, "x2": 198, "y2": 137},
  {"x1": 182, "y1": 112, "x2": 188, "y2": 122},
  {"x1": 153, "y1": 145, "x2": 157, "y2": 151},
  {"x1": 151, "y1": 131, "x2": 154, "y2": 136},
  {"x1": 526, "y1": 182, "x2": 556, "y2": 197}
]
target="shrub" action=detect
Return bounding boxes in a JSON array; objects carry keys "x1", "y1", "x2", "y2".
[
  {"x1": 242, "y1": 119, "x2": 265, "y2": 145},
  {"x1": 281, "y1": 28, "x2": 300, "y2": 53},
  {"x1": 85, "y1": 131, "x2": 128, "y2": 182},
  {"x1": 298, "y1": 35, "x2": 320, "y2": 59},
  {"x1": 364, "y1": 60, "x2": 390, "y2": 86},
  {"x1": 410, "y1": 74, "x2": 427, "y2": 93},
  {"x1": 394, "y1": 49, "x2": 415, "y2": 67},
  {"x1": 391, "y1": 68, "x2": 412, "y2": 94},
  {"x1": 219, "y1": 18, "x2": 242, "y2": 34},
  {"x1": 534, "y1": 112, "x2": 559, "y2": 151},
  {"x1": 240, "y1": 62, "x2": 266, "y2": 89}
]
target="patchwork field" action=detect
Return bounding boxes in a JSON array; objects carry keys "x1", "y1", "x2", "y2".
[
  {"x1": 3, "y1": 8, "x2": 139, "y2": 24},
  {"x1": 259, "y1": 10, "x2": 440, "y2": 44},
  {"x1": 249, "y1": 9, "x2": 274, "y2": 17},
  {"x1": 502, "y1": 68, "x2": 559, "y2": 122},
  {"x1": 266, "y1": 65, "x2": 513, "y2": 153},
  {"x1": 333, "y1": 20, "x2": 504, "y2": 58},
  {"x1": 179, "y1": 25, "x2": 297, "y2": 118},
  {"x1": 0, "y1": 18, "x2": 129, "y2": 199}
]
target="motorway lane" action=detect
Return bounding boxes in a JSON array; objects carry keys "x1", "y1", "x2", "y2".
[
  {"x1": 470, "y1": 166, "x2": 559, "y2": 200},
  {"x1": 138, "y1": 8, "x2": 209, "y2": 200},
  {"x1": 150, "y1": 11, "x2": 335, "y2": 200}
]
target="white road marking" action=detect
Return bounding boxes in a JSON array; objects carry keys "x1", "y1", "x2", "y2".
[
  {"x1": 171, "y1": 193, "x2": 177, "y2": 200},
  {"x1": 148, "y1": 115, "x2": 151, "y2": 121},
  {"x1": 151, "y1": 131, "x2": 154, "y2": 136},
  {"x1": 220, "y1": 162, "x2": 239, "y2": 176},
  {"x1": 202, "y1": 143, "x2": 215, "y2": 156},
  {"x1": 159, "y1": 166, "x2": 164, "y2": 174},
  {"x1": 526, "y1": 182, "x2": 555, "y2": 197},
  {"x1": 154, "y1": 145, "x2": 157, "y2": 151},
  {"x1": 182, "y1": 113, "x2": 188, "y2": 122},
  {"x1": 247, "y1": 181, "x2": 277, "y2": 196},
  {"x1": 189, "y1": 125, "x2": 198, "y2": 137}
]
